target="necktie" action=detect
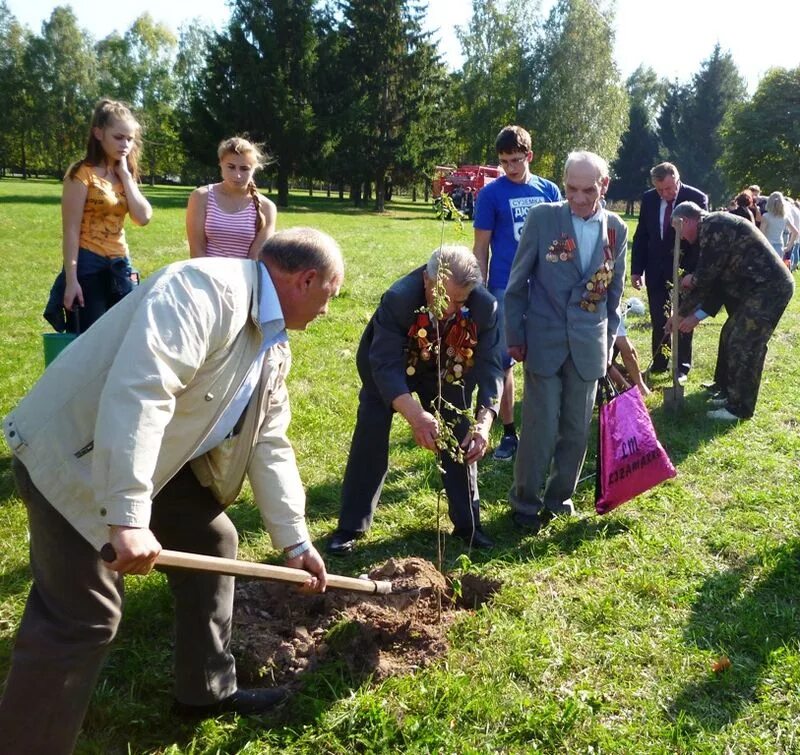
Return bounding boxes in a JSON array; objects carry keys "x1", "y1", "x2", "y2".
[{"x1": 662, "y1": 199, "x2": 673, "y2": 239}]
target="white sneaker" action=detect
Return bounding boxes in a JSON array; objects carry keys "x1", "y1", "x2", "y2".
[
  {"x1": 707, "y1": 408, "x2": 740, "y2": 421},
  {"x1": 707, "y1": 397, "x2": 728, "y2": 407}
]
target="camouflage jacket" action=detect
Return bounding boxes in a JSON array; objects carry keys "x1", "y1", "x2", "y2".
[{"x1": 679, "y1": 212, "x2": 794, "y2": 317}]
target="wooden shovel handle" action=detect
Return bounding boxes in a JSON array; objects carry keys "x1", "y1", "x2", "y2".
[
  {"x1": 100, "y1": 545, "x2": 392, "y2": 595},
  {"x1": 671, "y1": 218, "x2": 683, "y2": 385}
]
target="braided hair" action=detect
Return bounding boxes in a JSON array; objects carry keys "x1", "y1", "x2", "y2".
[{"x1": 217, "y1": 136, "x2": 272, "y2": 232}]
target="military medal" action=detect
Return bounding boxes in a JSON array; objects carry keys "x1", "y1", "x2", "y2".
[
  {"x1": 547, "y1": 234, "x2": 577, "y2": 262},
  {"x1": 580, "y1": 226, "x2": 617, "y2": 312}
]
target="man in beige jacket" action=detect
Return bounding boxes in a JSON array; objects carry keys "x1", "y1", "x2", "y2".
[{"x1": 0, "y1": 227, "x2": 343, "y2": 755}]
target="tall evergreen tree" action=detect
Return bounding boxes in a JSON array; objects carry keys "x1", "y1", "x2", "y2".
[
  {"x1": 609, "y1": 66, "x2": 665, "y2": 212},
  {"x1": 525, "y1": 0, "x2": 628, "y2": 179},
  {"x1": 720, "y1": 66, "x2": 800, "y2": 196},
  {"x1": 667, "y1": 44, "x2": 747, "y2": 205},
  {"x1": 190, "y1": 0, "x2": 319, "y2": 206},
  {"x1": 335, "y1": 0, "x2": 444, "y2": 211},
  {"x1": 656, "y1": 81, "x2": 683, "y2": 162}
]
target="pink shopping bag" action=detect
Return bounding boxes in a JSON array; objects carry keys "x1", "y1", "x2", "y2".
[{"x1": 595, "y1": 380, "x2": 676, "y2": 514}]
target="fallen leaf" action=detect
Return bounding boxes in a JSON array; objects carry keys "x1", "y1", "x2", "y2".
[{"x1": 712, "y1": 656, "x2": 732, "y2": 673}]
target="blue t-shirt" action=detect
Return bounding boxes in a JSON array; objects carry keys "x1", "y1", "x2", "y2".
[{"x1": 473, "y1": 174, "x2": 562, "y2": 289}]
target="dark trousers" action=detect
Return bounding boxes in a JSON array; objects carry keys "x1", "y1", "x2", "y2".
[
  {"x1": 0, "y1": 462, "x2": 238, "y2": 755},
  {"x1": 44, "y1": 249, "x2": 136, "y2": 334},
  {"x1": 337, "y1": 378, "x2": 480, "y2": 535},
  {"x1": 647, "y1": 278, "x2": 693, "y2": 373}
]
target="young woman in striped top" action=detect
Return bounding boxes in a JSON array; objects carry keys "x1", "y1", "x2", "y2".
[{"x1": 186, "y1": 137, "x2": 277, "y2": 259}]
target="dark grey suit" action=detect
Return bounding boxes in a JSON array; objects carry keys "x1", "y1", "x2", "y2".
[
  {"x1": 505, "y1": 201, "x2": 628, "y2": 515},
  {"x1": 336, "y1": 266, "x2": 503, "y2": 533}
]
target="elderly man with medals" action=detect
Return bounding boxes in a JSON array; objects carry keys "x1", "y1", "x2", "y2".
[
  {"x1": 328, "y1": 245, "x2": 504, "y2": 553},
  {"x1": 505, "y1": 151, "x2": 628, "y2": 532}
]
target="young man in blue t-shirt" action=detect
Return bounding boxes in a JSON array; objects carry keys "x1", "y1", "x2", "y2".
[{"x1": 473, "y1": 125, "x2": 561, "y2": 460}]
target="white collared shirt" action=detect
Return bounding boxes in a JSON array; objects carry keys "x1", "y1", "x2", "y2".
[
  {"x1": 193, "y1": 262, "x2": 287, "y2": 457},
  {"x1": 571, "y1": 207, "x2": 603, "y2": 272}
]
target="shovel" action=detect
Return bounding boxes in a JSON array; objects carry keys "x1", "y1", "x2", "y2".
[
  {"x1": 100, "y1": 544, "x2": 393, "y2": 595},
  {"x1": 663, "y1": 217, "x2": 684, "y2": 411}
]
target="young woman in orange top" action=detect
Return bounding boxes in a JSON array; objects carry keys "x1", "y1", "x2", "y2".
[{"x1": 59, "y1": 99, "x2": 152, "y2": 332}]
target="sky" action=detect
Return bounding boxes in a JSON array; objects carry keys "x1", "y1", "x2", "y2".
[{"x1": 6, "y1": 0, "x2": 799, "y2": 93}]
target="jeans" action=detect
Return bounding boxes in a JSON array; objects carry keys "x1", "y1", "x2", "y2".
[{"x1": 44, "y1": 248, "x2": 136, "y2": 333}]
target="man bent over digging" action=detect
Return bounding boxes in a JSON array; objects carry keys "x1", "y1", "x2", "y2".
[
  {"x1": 328, "y1": 246, "x2": 504, "y2": 554},
  {"x1": 1, "y1": 228, "x2": 341, "y2": 754}
]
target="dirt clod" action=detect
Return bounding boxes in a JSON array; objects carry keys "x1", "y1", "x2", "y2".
[{"x1": 232, "y1": 557, "x2": 501, "y2": 687}]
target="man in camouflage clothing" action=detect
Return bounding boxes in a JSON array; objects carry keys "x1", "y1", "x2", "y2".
[{"x1": 667, "y1": 201, "x2": 794, "y2": 420}]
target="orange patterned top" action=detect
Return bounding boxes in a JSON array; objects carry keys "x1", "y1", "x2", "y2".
[{"x1": 73, "y1": 163, "x2": 129, "y2": 257}]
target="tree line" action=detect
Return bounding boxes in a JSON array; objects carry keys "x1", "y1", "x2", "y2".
[{"x1": 0, "y1": 0, "x2": 797, "y2": 210}]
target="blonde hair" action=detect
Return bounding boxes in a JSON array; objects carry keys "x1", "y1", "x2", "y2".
[
  {"x1": 67, "y1": 98, "x2": 142, "y2": 181},
  {"x1": 217, "y1": 136, "x2": 273, "y2": 233},
  {"x1": 765, "y1": 191, "x2": 785, "y2": 218}
]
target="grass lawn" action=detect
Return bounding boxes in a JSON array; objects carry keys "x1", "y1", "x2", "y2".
[{"x1": 1, "y1": 178, "x2": 799, "y2": 754}]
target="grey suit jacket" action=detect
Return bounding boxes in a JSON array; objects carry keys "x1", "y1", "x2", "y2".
[{"x1": 505, "y1": 201, "x2": 628, "y2": 380}]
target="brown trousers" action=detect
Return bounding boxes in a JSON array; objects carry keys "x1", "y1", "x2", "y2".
[{"x1": 0, "y1": 460, "x2": 239, "y2": 755}]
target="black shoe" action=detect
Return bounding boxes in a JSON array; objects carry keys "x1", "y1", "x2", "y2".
[
  {"x1": 173, "y1": 687, "x2": 288, "y2": 718},
  {"x1": 511, "y1": 511, "x2": 544, "y2": 533},
  {"x1": 648, "y1": 359, "x2": 669, "y2": 375},
  {"x1": 701, "y1": 380, "x2": 718, "y2": 392},
  {"x1": 326, "y1": 529, "x2": 363, "y2": 555},
  {"x1": 452, "y1": 527, "x2": 494, "y2": 549}
]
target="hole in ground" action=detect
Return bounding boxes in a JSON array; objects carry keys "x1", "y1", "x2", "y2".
[{"x1": 231, "y1": 557, "x2": 502, "y2": 687}]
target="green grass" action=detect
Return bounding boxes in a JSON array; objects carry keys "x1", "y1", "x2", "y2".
[{"x1": 1, "y1": 177, "x2": 800, "y2": 754}]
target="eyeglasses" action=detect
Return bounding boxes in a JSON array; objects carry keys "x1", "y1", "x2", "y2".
[{"x1": 499, "y1": 155, "x2": 529, "y2": 167}]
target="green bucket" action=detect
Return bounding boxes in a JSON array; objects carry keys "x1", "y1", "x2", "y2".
[{"x1": 42, "y1": 332, "x2": 77, "y2": 367}]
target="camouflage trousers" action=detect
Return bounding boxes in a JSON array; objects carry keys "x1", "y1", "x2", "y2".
[{"x1": 724, "y1": 291, "x2": 791, "y2": 418}]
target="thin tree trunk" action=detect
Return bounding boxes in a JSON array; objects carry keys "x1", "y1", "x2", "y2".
[
  {"x1": 277, "y1": 168, "x2": 290, "y2": 207},
  {"x1": 374, "y1": 172, "x2": 385, "y2": 212}
]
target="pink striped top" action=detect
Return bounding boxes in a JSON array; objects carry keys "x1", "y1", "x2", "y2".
[{"x1": 204, "y1": 184, "x2": 257, "y2": 258}]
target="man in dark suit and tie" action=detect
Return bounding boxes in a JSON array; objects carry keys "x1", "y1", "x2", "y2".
[
  {"x1": 631, "y1": 162, "x2": 708, "y2": 378},
  {"x1": 327, "y1": 246, "x2": 503, "y2": 554}
]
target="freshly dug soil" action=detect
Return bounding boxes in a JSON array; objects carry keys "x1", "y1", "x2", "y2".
[{"x1": 231, "y1": 557, "x2": 502, "y2": 687}]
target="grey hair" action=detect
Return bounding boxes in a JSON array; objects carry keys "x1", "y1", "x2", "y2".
[
  {"x1": 426, "y1": 245, "x2": 482, "y2": 289},
  {"x1": 259, "y1": 227, "x2": 343, "y2": 278},
  {"x1": 563, "y1": 151, "x2": 609, "y2": 183},
  {"x1": 671, "y1": 201, "x2": 707, "y2": 222},
  {"x1": 766, "y1": 191, "x2": 785, "y2": 218},
  {"x1": 650, "y1": 162, "x2": 680, "y2": 182}
]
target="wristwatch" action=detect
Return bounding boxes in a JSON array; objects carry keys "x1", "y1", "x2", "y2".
[{"x1": 284, "y1": 540, "x2": 311, "y2": 559}]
